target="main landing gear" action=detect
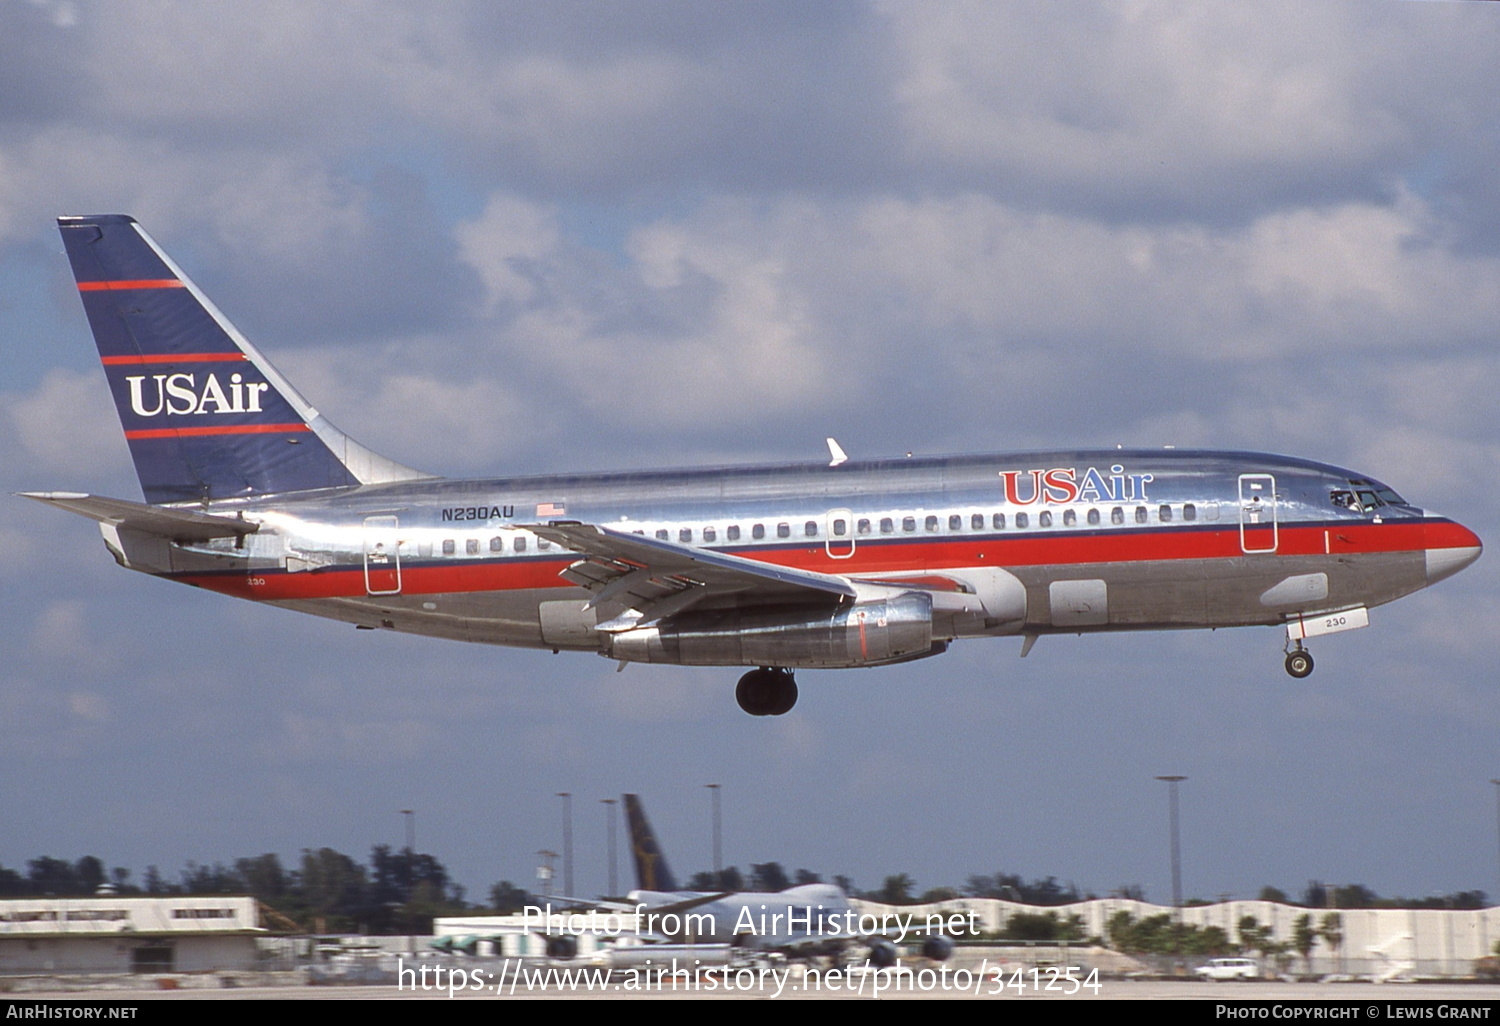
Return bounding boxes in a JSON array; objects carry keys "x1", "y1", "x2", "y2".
[
  {"x1": 1284, "y1": 644, "x2": 1314, "y2": 679},
  {"x1": 736, "y1": 667, "x2": 798, "y2": 716}
]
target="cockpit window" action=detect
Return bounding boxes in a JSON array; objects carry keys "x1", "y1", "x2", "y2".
[
  {"x1": 1347, "y1": 478, "x2": 1407, "y2": 508},
  {"x1": 1330, "y1": 490, "x2": 1360, "y2": 511}
]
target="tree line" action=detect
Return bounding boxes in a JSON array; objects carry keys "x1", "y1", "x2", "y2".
[
  {"x1": 1, "y1": 854, "x2": 1486, "y2": 938},
  {"x1": 0, "y1": 848, "x2": 466, "y2": 934}
]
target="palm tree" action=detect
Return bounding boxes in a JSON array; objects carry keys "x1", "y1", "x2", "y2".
[
  {"x1": 1293, "y1": 913, "x2": 1317, "y2": 975},
  {"x1": 1319, "y1": 912, "x2": 1344, "y2": 975}
]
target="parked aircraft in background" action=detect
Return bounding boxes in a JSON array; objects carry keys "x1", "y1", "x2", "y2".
[
  {"x1": 615, "y1": 793, "x2": 960, "y2": 964},
  {"x1": 25, "y1": 215, "x2": 1482, "y2": 714}
]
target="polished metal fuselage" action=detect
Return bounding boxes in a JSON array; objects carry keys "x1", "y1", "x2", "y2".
[{"x1": 105, "y1": 447, "x2": 1476, "y2": 669}]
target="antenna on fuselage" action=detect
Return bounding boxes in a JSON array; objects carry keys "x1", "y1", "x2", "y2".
[{"x1": 826, "y1": 438, "x2": 848, "y2": 467}]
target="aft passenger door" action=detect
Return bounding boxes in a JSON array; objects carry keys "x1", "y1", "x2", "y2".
[
  {"x1": 363, "y1": 515, "x2": 402, "y2": 595},
  {"x1": 1238, "y1": 474, "x2": 1278, "y2": 554}
]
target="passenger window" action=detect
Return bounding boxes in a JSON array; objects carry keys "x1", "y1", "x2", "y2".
[
  {"x1": 993, "y1": 512, "x2": 1005, "y2": 530},
  {"x1": 925, "y1": 515, "x2": 939, "y2": 532},
  {"x1": 902, "y1": 516, "x2": 916, "y2": 532},
  {"x1": 1015, "y1": 512, "x2": 1029, "y2": 529},
  {"x1": 753, "y1": 524, "x2": 766, "y2": 540},
  {"x1": 679, "y1": 527, "x2": 693, "y2": 542},
  {"x1": 466, "y1": 538, "x2": 479, "y2": 556},
  {"x1": 514, "y1": 536, "x2": 527, "y2": 552},
  {"x1": 805, "y1": 521, "x2": 818, "y2": 537},
  {"x1": 704, "y1": 526, "x2": 717, "y2": 542},
  {"x1": 727, "y1": 525, "x2": 741, "y2": 541},
  {"x1": 489, "y1": 536, "x2": 502, "y2": 553},
  {"x1": 1135, "y1": 506, "x2": 1148, "y2": 524},
  {"x1": 1063, "y1": 509, "x2": 1077, "y2": 527},
  {"x1": 777, "y1": 523, "x2": 790, "y2": 539},
  {"x1": 1183, "y1": 503, "x2": 1197, "y2": 522},
  {"x1": 1159, "y1": 504, "x2": 1172, "y2": 523},
  {"x1": 1039, "y1": 511, "x2": 1053, "y2": 528},
  {"x1": 442, "y1": 539, "x2": 455, "y2": 555},
  {"x1": 1088, "y1": 508, "x2": 1101, "y2": 526},
  {"x1": 949, "y1": 514, "x2": 962, "y2": 531},
  {"x1": 655, "y1": 529, "x2": 669, "y2": 541},
  {"x1": 832, "y1": 519, "x2": 846, "y2": 536},
  {"x1": 1110, "y1": 507, "x2": 1124, "y2": 526},
  {"x1": 857, "y1": 518, "x2": 871, "y2": 535},
  {"x1": 880, "y1": 517, "x2": 894, "y2": 534},
  {"x1": 972, "y1": 513, "x2": 984, "y2": 530}
]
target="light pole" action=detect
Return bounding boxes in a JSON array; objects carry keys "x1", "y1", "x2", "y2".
[
  {"x1": 399, "y1": 809, "x2": 415, "y2": 853},
  {"x1": 557, "y1": 792, "x2": 573, "y2": 899},
  {"x1": 705, "y1": 784, "x2": 722, "y2": 889},
  {"x1": 1156, "y1": 776, "x2": 1187, "y2": 915},
  {"x1": 601, "y1": 798, "x2": 618, "y2": 898}
]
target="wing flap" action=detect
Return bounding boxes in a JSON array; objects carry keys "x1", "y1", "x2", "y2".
[{"x1": 530, "y1": 521, "x2": 855, "y2": 626}]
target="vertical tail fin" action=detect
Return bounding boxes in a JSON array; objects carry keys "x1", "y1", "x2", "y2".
[
  {"x1": 57, "y1": 214, "x2": 430, "y2": 504},
  {"x1": 622, "y1": 794, "x2": 679, "y2": 892}
]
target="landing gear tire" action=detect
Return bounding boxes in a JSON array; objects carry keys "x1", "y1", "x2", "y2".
[
  {"x1": 1284, "y1": 649, "x2": 1314, "y2": 679},
  {"x1": 736, "y1": 668, "x2": 798, "y2": 716}
]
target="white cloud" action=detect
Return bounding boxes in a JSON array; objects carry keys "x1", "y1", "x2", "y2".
[
  {"x1": 883, "y1": 1, "x2": 1469, "y2": 211},
  {"x1": 28, "y1": 600, "x2": 109, "y2": 676},
  {"x1": 455, "y1": 194, "x2": 562, "y2": 311},
  {"x1": 2, "y1": 369, "x2": 126, "y2": 481}
]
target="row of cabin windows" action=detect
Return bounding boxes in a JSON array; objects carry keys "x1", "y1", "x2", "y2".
[
  {"x1": 643, "y1": 503, "x2": 1201, "y2": 545},
  {"x1": 425, "y1": 535, "x2": 554, "y2": 557},
  {"x1": 418, "y1": 503, "x2": 1203, "y2": 556}
]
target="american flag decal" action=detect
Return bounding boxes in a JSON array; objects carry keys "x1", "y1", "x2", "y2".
[{"x1": 536, "y1": 501, "x2": 566, "y2": 517}]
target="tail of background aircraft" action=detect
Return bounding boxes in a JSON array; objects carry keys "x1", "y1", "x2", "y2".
[
  {"x1": 622, "y1": 794, "x2": 680, "y2": 892},
  {"x1": 57, "y1": 215, "x2": 430, "y2": 505}
]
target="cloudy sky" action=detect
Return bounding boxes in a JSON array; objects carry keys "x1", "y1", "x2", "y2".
[{"x1": 3, "y1": 0, "x2": 1499, "y2": 909}]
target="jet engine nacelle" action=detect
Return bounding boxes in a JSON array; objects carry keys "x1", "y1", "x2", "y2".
[{"x1": 605, "y1": 592, "x2": 936, "y2": 668}]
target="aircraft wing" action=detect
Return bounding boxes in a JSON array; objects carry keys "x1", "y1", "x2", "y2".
[
  {"x1": 529, "y1": 521, "x2": 855, "y2": 632},
  {"x1": 19, "y1": 491, "x2": 259, "y2": 541}
]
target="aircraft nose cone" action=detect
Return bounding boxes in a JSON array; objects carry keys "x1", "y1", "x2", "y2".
[{"x1": 1425, "y1": 518, "x2": 1482, "y2": 585}]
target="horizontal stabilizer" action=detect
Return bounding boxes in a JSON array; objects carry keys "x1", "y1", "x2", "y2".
[{"x1": 19, "y1": 491, "x2": 259, "y2": 541}]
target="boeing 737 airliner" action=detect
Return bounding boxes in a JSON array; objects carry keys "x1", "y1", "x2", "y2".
[{"x1": 24, "y1": 215, "x2": 1482, "y2": 715}]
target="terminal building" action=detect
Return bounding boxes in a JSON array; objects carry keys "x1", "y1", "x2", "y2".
[
  {"x1": 435, "y1": 898, "x2": 1500, "y2": 980},
  {"x1": 877, "y1": 897, "x2": 1500, "y2": 980},
  {"x1": 0, "y1": 896, "x2": 268, "y2": 975}
]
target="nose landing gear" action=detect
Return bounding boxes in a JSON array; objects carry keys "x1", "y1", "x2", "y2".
[
  {"x1": 736, "y1": 667, "x2": 798, "y2": 716},
  {"x1": 1284, "y1": 645, "x2": 1314, "y2": 679}
]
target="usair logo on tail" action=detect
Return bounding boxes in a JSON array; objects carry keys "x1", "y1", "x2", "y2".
[{"x1": 125, "y1": 372, "x2": 271, "y2": 417}]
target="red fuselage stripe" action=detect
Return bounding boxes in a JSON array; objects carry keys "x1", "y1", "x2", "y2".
[
  {"x1": 77, "y1": 279, "x2": 183, "y2": 291},
  {"x1": 125, "y1": 423, "x2": 310, "y2": 440},
  {"x1": 175, "y1": 520, "x2": 1459, "y2": 603},
  {"x1": 101, "y1": 353, "x2": 246, "y2": 365}
]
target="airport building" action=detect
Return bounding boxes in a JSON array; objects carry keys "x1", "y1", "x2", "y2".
[
  {"x1": 878, "y1": 897, "x2": 1500, "y2": 979},
  {"x1": 436, "y1": 899, "x2": 1500, "y2": 979},
  {"x1": 0, "y1": 896, "x2": 268, "y2": 975}
]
